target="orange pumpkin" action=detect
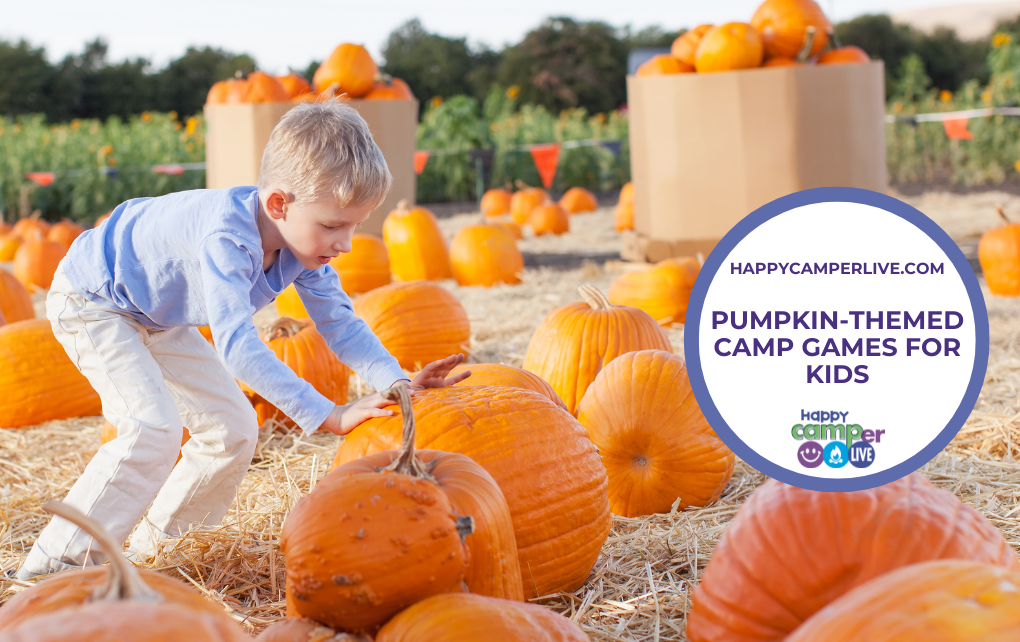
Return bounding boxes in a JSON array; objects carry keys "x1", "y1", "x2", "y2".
[
  {"x1": 0, "y1": 222, "x2": 9, "y2": 235},
  {"x1": 558, "y1": 187, "x2": 598, "y2": 214},
  {"x1": 481, "y1": 188, "x2": 512, "y2": 217},
  {"x1": 274, "y1": 285, "x2": 309, "y2": 318},
  {"x1": 619, "y1": 181, "x2": 634, "y2": 205},
  {"x1": 0, "y1": 232, "x2": 22, "y2": 261},
  {"x1": 277, "y1": 73, "x2": 313, "y2": 100},
  {"x1": 671, "y1": 25, "x2": 714, "y2": 66},
  {"x1": 101, "y1": 420, "x2": 190, "y2": 465},
  {"x1": 240, "y1": 318, "x2": 350, "y2": 429},
  {"x1": 382, "y1": 200, "x2": 453, "y2": 281},
  {"x1": 354, "y1": 280, "x2": 470, "y2": 370},
  {"x1": 817, "y1": 45, "x2": 870, "y2": 65},
  {"x1": 785, "y1": 560, "x2": 1020, "y2": 642},
  {"x1": 615, "y1": 200, "x2": 634, "y2": 231},
  {"x1": 750, "y1": 0, "x2": 830, "y2": 59},
  {"x1": 333, "y1": 385, "x2": 611, "y2": 599},
  {"x1": 523, "y1": 284, "x2": 672, "y2": 413},
  {"x1": 284, "y1": 385, "x2": 475, "y2": 631},
  {"x1": 197, "y1": 325, "x2": 214, "y2": 344},
  {"x1": 979, "y1": 209, "x2": 1020, "y2": 295},
  {"x1": 686, "y1": 474, "x2": 1020, "y2": 642},
  {"x1": 509, "y1": 187, "x2": 550, "y2": 225},
  {"x1": 365, "y1": 77, "x2": 415, "y2": 100},
  {"x1": 446, "y1": 362, "x2": 567, "y2": 410},
  {"x1": 0, "y1": 319, "x2": 102, "y2": 428},
  {"x1": 491, "y1": 221, "x2": 522, "y2": 240},
  {"x1": 636, "y1": 54, "x2": 694, "y2": 76},
  {"x1": 0, "y1": 307, "x2": 5, "y2": 326},
  {"x1": 0, "y1": 269, "x2": 34, "y2": 322},
  {"x1": 313, "y1": 43, "x2": 377, "y2": 97},
  {"x1": 94, "y1": 212, "x2": 112, "y2": 227},
  {"x1": 577, "y1": 350, "x2": 734, "y2": 517},
  {"x1": 607, "y1": 257, "x2": 701, "y2": 325},
  {"x1": 205, "y1": 79, "x2": 238, "y2": 104},
  {"x1": 12, "y1": 216, "x2": 50, "y2": 240},
  {"x1": 47, "y1": 220, "x2": 85, "y2": 250},
  {"x1": 333, "y1": 233, "x2": 392, "y2": 294},
  {"x1": 528, "y1": 203, "x2": 569, "y2": 236},
  {"x1": 241, "y1": 71, "x2": 290, "y2": 103},
  {"x1": 0, "y1": 501, "x2": 248, "y2": 641},
  {"x1": 695, "y1": 23, "x2": 764, "y2": 73},
  {"x1": 449, "y1": 225, "x2": 523, "y2": 287},
  {"x1": 13, "y1": 239, "x2": 67, "y2": 290},
  {"x1": 375, "y1": 593, "x2": 590, "y2": 642}
]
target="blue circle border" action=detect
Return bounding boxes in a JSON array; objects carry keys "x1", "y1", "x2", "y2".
[{"x1": 683, "y1": 187, "x2": 990, "y2": 492}]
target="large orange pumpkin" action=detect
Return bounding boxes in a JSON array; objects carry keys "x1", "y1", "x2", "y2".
[
  {"x1": 382, "y1": 200, "x2": 453, "y2": 281},
  {"x1": 480, "y1": 188, "x2": 512, "y2": 217},
  {"x1": 240, "y1": 318, "x2": 350, "y2": 428},
  {"x1": 0, "y1": 232, "x2": 23, "y2": 261},
  {"x1": 750, "y1": 0, "x2": 830, "y2": 59},
  {"x1": 283, "y1": 386, "x2": 475, "y2": 632},
  {"x1": 333, "y1": 385, "x2": 612, "y2": 599},
  {"x1": 46, "y1": 220, "x2": 85, "y2": 250},
  {"x1": 0, "y1": 319, "x2": 102, "y2": 428},
  {"x1": 528, "y1": 203, "x2": 569, "y2": 236},
  {"x1": 206, "y1": 79, "x2": 238, "y2": 104},
  {"x1": 607, "y1": 257, "x2": 700, "y2": 325},
  {"x1": 12, "y1": 217, "x2": 50, "y2": 239},
  {"x1": 817, "y1": 45, "x2": 870, "y2": 65},
  {"x1": 636, "y1": 54, "x2": 694, "y2": 76},
  {"x1": 354, "y1": 281, "x2": 470, "y2": 370},
  {"x1": 101, "y1": 420, "x2": 190, "y2": 465},
  {"x1": 0, "y1": 269, "x2": 35, "y2": 322},
  {"x1": 13, "y1": 239, "x2": 66, "y2": 291},
  {"x1": 313, "y1": 43, "x2": 377, "y2": 97},
  {"x1": 447, "y1": 362, "x2": 567, "y2": 410},
  {"x1": 695, "y1": 23, "x2": 764, "y2": 73},
  {"x1": 509, "y1": 187, "x2": 550, "y2": 225},
  {"x1": 785, "y1": 560, "x2": 1020, "y2": 642},
  {"x1": 375, "y1": 593, "x2": 590, "y2": 642},
  {"x1": 576, "y1": 351, "x2": 734, "y2": 517},
  {"x1": 671, "y1": 25, "x2": 714, "y2": 66},
  {"x1": 277, "y1": 73, "x2": 313, "y2": 100},
  {"x1": 979, "y1": 209, "x2": 1020, "y2": 295},
  {"x1": 558, "y1": 187, "x2": 598, "y2": 214},
  {"x1": 365, "y1": 77, "x2": 415, "y2": 101},
  {"x1": 449, "y1": 225, "x2": 523, "y2": 287},
  {"x1": 686, "y1": 474, "x2": 1020, "y2": 642},
  {"x1": 523, "y1": 284, "x2": 672, "y2": 413}
]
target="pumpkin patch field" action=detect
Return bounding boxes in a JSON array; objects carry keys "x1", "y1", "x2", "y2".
[{"x1": 2, "y1": 189, "x2": 1020, "y2": 640}]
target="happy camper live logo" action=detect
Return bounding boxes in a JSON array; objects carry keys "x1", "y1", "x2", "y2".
[{"x1": 792, "y1": 410, "x2": 879, "y2": 469}]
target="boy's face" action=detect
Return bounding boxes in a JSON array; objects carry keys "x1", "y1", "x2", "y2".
[{"x1": 264, "y1": 188, "x2": 376, "y2": 271}]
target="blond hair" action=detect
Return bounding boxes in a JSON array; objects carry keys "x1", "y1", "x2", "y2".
[{"x1": 257, "y1": 101, "x2": 392, "y2": 207}]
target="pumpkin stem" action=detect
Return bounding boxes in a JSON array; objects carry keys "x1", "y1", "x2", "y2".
[
  {"x1": 380, "y1": 383, "x2": 436, "y2": 482},
  {"x1": 997, "y1": 205, "x2": 1010, "y2": 224},
  {"x1": 578, "y1": 284, "x2": 612, "y2": 310},
  {"x1": 395, "y1": 199, "x2": 410, "y2": 214},
  {"x1": 828, "y1": 29, "x2": 843, "y2": 50},
  {"x1": 514, "y1": 179, "x2": 531, "y2": 191},
  {"x1": 41, "y1": 500, "x2": 162, "y2": 603},
  {"x1": 265, "y1": 316, "x2": 308, "y2": 341},
  {"x1": 796, "y1": 26, "x2": 816, "y2": 63}
]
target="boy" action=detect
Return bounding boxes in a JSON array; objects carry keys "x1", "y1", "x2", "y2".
[{"x1": 16, "y1": 101, "x2": 467, "y2": 579}]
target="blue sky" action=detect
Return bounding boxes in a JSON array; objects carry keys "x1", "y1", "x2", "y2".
[{"x1": 0, "y1": 0, "x2": 1004, "y2": 73}]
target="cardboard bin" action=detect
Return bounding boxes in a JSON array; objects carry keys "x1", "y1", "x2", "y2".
[
  {"x1": 623, "y1": 61, "x2": 887, "y2": 262},
  {"x1": 204, "y1": 99, "x2": 419, "y2": 236}
]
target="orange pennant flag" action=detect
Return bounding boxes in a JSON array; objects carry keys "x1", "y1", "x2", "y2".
[
  {"x1": 414, "y1": 150, "x2": 430, "y2": 175},
  {"x1": 530, "y1": 143, "x2": 561, "y2": 189},
  {"x1": 25, "y1": 172, "x2": 56, "y2": 186},
  {"x1": 943, "y1": 118, "x2": 973, "y2": 140}
]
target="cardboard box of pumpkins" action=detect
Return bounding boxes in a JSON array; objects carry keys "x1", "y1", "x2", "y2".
[
  {"x1": 624, "y1": 0, "x2": 888, "y2": 261},
  {"x1": 203, "y1": 44, "x2": 417, "y2": 236}
]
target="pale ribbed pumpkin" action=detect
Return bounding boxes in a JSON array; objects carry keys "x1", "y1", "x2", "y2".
[
  {"x1": 0, "y1": 269, "x2": 35, "y2": 322},
  {"x1": 0, "y1": 232, "x2": 23, "y2": 261},
  {"x1": 607, "y1": 258, "x2": 700, "y2": 326},
  {"x1": 101, "y1": 420, "x2": 190, "y2": 465},
  {"x1": 510, "y1": 187, "x2": 550, "y2": 225},
  {"x1": 277, "y1": 73, "x2": 313, "y2": 100},
  {"x1": 449, "y1": 225, "x2": 523, "y2": 287},
  {"x1": 354, "y1": 280, "x2": 469, "y2": 370},
  {"x1": 523, "y1": 284, "x2": 672, "y2": 413},
  {"x1": 0, "y1": 319, "x2": 102, "y2": 428},
  {"x1": 333, "y1": 385, "x2": 611, "y2": 599},
  {"x1": 47, "y1": 220, "x2": 85, "y2": 250},
  {"x1": 636, "y1": 54, "x2": 694, "y2": 76},
  {"x1": 365, "y1": 77, "x2": 415, "y2": 101},
  {"x1": 375, "y1": 594, "x2": 590, "y2": 642},
  {"x1": 447, "y1": 362, "x2": 566, "y2": 410},
  {"x1": 979, "y1": 210, "x2": 1020, "y2": 295},
  {"x1": 481, "y1": 188, "x2": 512, "y2": 217},
  {"x1": 558, "y1": 187, "x2": 598, "y2": 214},
  {"x1": 577, "y1": 350, "x2": 734, "y2": 517},
  {"x1": 750, "y1": 0, "x2": 830, "y2": 59},
  {"x1": 686, "y1": 474, "x2": 1020, "y2": 642},
  {"x1": 671, "y1": 25, "x2": 714, "y2": 66},
  {"x1": 817, "y1": 45, "x2": 870, "y2": 65},
  {"x1": 785, "y1": 560, "x2": 1020, "y2": 642},
  {"x1": 695, "y1": 23, "x2": 764, "y2": 73},
  {"x1": 528, "y1": 203, "x2": 569, "y2": 236},
  {"x1": 383, "y1": 200, "x2": 452, "y2": 281},
  {"x1": 13, "y1": 239, "x2": 67, "y2": 291},
  {"x1": 284, "y1": 386, "x2": 474, "y2": 631},
  {"x1": 313, "y1": 43, "x2": 377, "y2": 97},
  {"x1": 241, "y1": 318, "x2": 350, "y2": 428}
]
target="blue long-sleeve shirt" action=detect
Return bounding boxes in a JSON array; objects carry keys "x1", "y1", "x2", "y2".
[{"x1": 63, "y1": 185, "x2": 407, "y2": 433}]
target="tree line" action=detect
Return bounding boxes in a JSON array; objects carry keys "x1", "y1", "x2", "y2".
[{"x1": 0, "y1": 13, "x2": 1012, "y2": 122}]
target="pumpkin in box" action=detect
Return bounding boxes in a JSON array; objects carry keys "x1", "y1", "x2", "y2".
[
  {"x1": 672, "y1": 25, "x2": 714, "y2": 66},
  {"x1": 750, "y1": 0, "x2": 830, "y2": 59},
  {"x1": 313, "y1": 43, "x2": 377, "y2": 97},
  {"x1": 449, "y1": 224, "x2": 523, "y2": 287},
  {"x1": 558, "y1": 187, "x2": 598, "y2": 214},
  {"x1": 0, "y1": 269, "x2": 34, "y2": 322},
  {"x1": 480, "y1": 188, "x2": 512, "y2": 217},
  {"x1": 365, "y1": 76, "x2": 415, "y2": 100},
  {"x1": 979, "y1": 206, "x2": 1020, "y2": 295},
  {"x1": 818, "y1": 44, "x2": 870, "y2": 65},
  {"x1": 383, "y1": 200, "x2": 452, "y2": 281},
  {"x1": 242, "y1": 72, "x2": 290, "y2": 103},
  {"x1": 528, "y1": 203, "x2": 569, "y2": 236},
  {"x1": 277, "y1": 73, "x2": 313, "y2": 100},
  {"x1": 607, "y1": 257, "x2": 700, "y2": 326},
  {"x1": 695, "y1": 23, "x2": 764, "y2": 73},
  {"x1": 636, "y1": 54, "x2": 694, "y2": 76},
  {"x1": 13, "y1": 239, "x2": 66, "y2": 290}
]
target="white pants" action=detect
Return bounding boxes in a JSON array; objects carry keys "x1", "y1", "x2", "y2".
[{"x1": 17, "y1": 262, "x2": 258, "y2": 578}]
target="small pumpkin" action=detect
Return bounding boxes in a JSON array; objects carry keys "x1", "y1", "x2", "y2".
[
  {"x1": 558, "y1": 187, "x2": 598, "y2": 214},
  {"x1": 615, "y1": 200, "x2": 634, "y2": 231},
  {"x1": 523, "y1": 284, "x2": 672, "y2": 413},
  {"x1": 528, "y1": 203, "x2": 570, "y2": 236},
  {"x1": 817, "y1": 45, "x2": 870, "y2": 65},
  {"x1": 671, "y1": 25, "x2": 714, "y2": 66},
  {"x1": 695, "y1": 23, "x2": 764, "y2": 73},
  {"x1": 446, "y1": 362, "x2": 567, "y2": 410},
  {"x1": 636, "y1": 54, "x2": 694, "y2": 76},
  {"x1": 375, "y1": 593, "x2": 589, "y2": 642},
  {"x1": 750, "y1": 0, "x2": 830, "y2": 59},
  {"x1": 13, "y1": 239, "x2": 66, "y2": 291},
  {"x1": 94, "y1": 212, "x2": 112, "y2": 227},
  {"x1": 0, "y1": 269, "x2": 34, "y2": 322},
  {"x1": 277, "y1": 73, "x2": 313, "y2": 100},
  {"x1": 47, "y1": 220, "x2": 85, "y2": 250},
  {"x1": 12, "y1": 216, "x2": 50, "y2": 239},
  {"x1": 241, "y1": 71, "x2": 290, "y2": 103},
  {"x1": 206, "y1": 79, "x2": 239, "y2": 104},
  {"x1": 365, "y1": 76, "x2": 415, "y2": 100},
  {"x1": 577, "y1": 350, "x2": 734, "y2": 517},
  {"x1": 607, "y1": 257, "x2": 701, "y2": 326},
  {"x1": 979, "y1": 206, "x2": 1020, "y2": 295},
  {"x1": 0, "y1": 232, "x2": 23, "y2": 261},
  {"x1": 686, "y1": 473, "x2": 1020, "y2": 642},
  {"x1": 354, "y1": 280, "x2": 470, "y2": 370},
  {"x1": 334, "y1": 233, "x2": 392, "y2": 294},
  {"x1": 449, "y1": 225, "x2": 523, "y2": 287},
  {"x1": 313, "y1": 43, "x2": 378, "y2": 97},
  {"x1": 382, "y1": 200, "x2": 453, "y2": 282},
  {"x1": 480, "y1": 188, "x2": 512, "y2": 217},
  {"x1": 283, "y1": 385, "x2": 475, "y2": 632},
  {"x1": 101, "y1": 420, "x2": 190, "y2": 465},
  {"x1": 509, "y1": 186, "x2": 550, "y2": 225},
  {"x1": 619, "y1": 181, "x2": 634, "y2": 205}
]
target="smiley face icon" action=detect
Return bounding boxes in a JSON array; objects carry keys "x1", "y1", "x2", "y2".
[{"x1": 797, "y1": 441, "x2": 823, "y2": 468}]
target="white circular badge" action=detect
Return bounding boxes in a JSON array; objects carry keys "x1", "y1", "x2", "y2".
[{"x1": 684, "y1": 188, "x2": 988, "y2": 491}]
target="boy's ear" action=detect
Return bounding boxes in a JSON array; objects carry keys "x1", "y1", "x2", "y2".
[{"x1": 265, "y1": 189, "x2": 291, "y2": 220}]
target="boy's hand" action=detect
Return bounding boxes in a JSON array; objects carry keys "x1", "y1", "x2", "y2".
[
  {"x1": 409, "y1": 353, "x2": 471, "y2": 391},
  {"x1": 318, "y1": 392, "x2": 397, "y2": 436}
]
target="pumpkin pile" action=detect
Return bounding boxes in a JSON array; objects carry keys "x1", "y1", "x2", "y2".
[
  {"x1": 1, "y1": 213, "x2": 79, "y2": 291},
  {"x1": 635, "y1": 0, "x2": 869, "y2": 77}
]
